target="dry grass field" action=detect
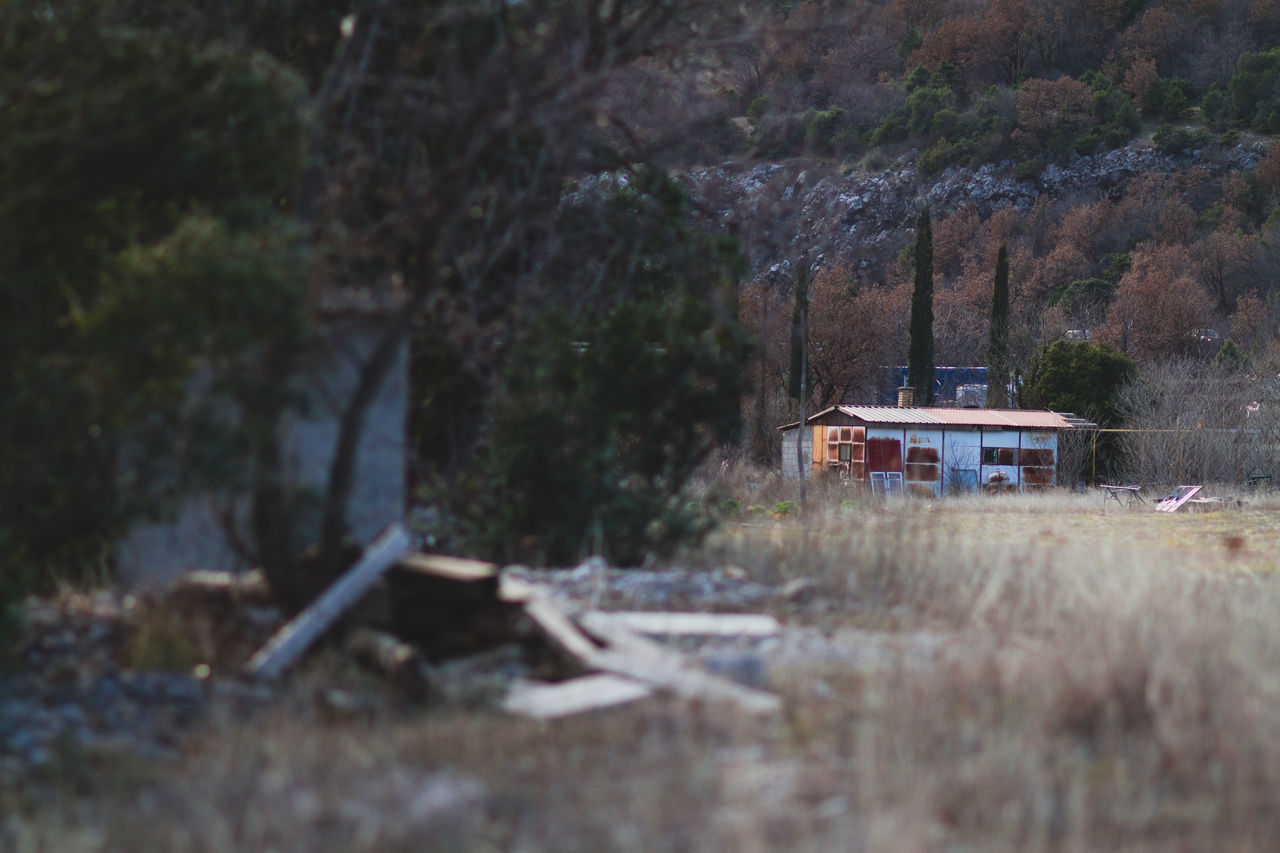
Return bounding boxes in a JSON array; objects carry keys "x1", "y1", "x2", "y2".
[{"x1": 9, "y1": 485, "x2": 1280, "y2": 851}]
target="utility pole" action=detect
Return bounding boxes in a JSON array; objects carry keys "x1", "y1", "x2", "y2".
[
  {"x1": 791, "y1": 259, "x2": 810, "y2": 514},
  {"x1": 799, "y1": 323, "x2": 808, "y2": 513}
]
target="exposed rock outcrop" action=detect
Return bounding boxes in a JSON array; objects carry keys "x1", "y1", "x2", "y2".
[{"x1": 680, "y1": 138, "x2": 1269, "y2": 286}]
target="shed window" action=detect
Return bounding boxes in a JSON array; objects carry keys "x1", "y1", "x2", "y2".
[{"x1": 825, "y1": 424, "x2": 867, "y2": 478}]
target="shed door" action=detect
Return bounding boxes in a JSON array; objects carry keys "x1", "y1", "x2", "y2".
[{"x1": 867, "y1": 438, "x2": 902, "y2": 474}]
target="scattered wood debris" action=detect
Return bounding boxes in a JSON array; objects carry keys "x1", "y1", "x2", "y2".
[
  {"x1": 385, "y1": 550, "x2": 526, "y2": 657},
  {"x1": 1154, "y1": 485, "x2": 1235, "y2": 512},
  {"x1": 245, "y1": 523, "x2": 410, "y2": 680},
  {"x1": 581, "y1": 611, "x2": 782, "y2": 638},
  {"x1": 227, "y1": 526, "x2": 784, "y2": 716},
  {"x1": 344, "y1": 627, "x2": 436, "y2": 703},
  {"x1": 577, "y1": 611, "x2": 783, "y2": 715},
  {"x1": 501, "y1": 675, "x2": 654, "y2": 720},
  {"x1": 1156, "y1": 485, "x2": 1202, "y2": 512}
]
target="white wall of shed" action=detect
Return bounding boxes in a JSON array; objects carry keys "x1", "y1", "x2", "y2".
[{"x1": 941, "y1": 429, "x2": 983, "y2": 493}]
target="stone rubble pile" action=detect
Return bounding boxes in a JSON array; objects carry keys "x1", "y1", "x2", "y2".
[{"x1": 0, "y1": 593, "x2": 212, "y2": 783}]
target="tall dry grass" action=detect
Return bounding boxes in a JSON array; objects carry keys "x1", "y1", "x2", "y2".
[
  {"x1": 703, "y1": 489, "x2": 1280, "y2": 849},
  {"x1": 10, "y1": 489, "x2": 1280, "y2": 850}
]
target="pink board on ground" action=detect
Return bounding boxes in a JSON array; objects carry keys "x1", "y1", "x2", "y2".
[{"x1": 1156, "y1": 485, "x2": 1201, "y2": 512}]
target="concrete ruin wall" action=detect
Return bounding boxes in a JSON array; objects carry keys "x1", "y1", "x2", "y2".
[{"x1": 115, "y1": 317, "x2": 408, "y2": 588}]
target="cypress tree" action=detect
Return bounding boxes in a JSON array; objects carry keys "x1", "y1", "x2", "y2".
[
  {"x1": 907, "y1": 207, "x2": 935, "y2": 405},
  {"x1": 986, "y1": 242, "x2": 1011, "y2": 408}
]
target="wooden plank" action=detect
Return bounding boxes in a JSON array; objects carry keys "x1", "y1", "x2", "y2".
[
  {"x1": 502, "y1": 675, "x2": 653, "y2": 720},
  {"x1": 584, "y1": 611, "x2": 782, "y2": 638},
  {"x1": 579, "y1": 611, "x2": 688, "y2": 665},
  {"x1": 396, "y1": 552, "x2": 496, "y2": 583},
  {"x1": 579, "y1": 611, "x2": 782, "y2": 715},
  {"x1": 167, "y1": 568, "x2": 275, "y2": 608},
  {"x1": 591, "y1": 649, "x2": 782, "y2": 715},
  {"x1": 245, "y1": 523, "x2": 410, "y2": 680},
  {"x1": 522, "y1": 596, "x2": 603, "y2": 665},
  {"x1": 520, "y1": 596, "x2": 783, "y2": 715},
  {"x1": 498, "y1": 575, "x2": 536, "y2": 603},
  {"x1": 345, "y1": 627, "x2": 434, "y2": 702}
]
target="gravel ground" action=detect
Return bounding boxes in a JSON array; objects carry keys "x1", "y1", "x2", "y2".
[{"x1": 0, "y1": 593, "x2": 214, "y2": 784}]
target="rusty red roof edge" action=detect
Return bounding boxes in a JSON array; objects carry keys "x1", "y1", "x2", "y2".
[{"x1": 778, "y1": 406, "x2": 1080, "y2": 430}]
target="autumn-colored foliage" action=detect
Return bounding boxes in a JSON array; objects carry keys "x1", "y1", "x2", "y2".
[{"x1": 1099, "y1": 245, "x2": 1215, "y2": 361}]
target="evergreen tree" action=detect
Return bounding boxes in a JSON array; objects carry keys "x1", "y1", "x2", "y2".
[
  {"x1": 1018, "y1": 340, "x2": 1135, "y2": 427},
  {"x1": 986, "y1": 243, "x2": 1011, "y2": 408},
  {"x1": 907, "y1": 207, "x2": 935, "y2": 405}
]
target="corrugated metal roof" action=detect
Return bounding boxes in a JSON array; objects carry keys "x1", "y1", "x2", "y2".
[
  {"x1": 833, "y1": 406, "x2": 1077, "y2": 429},
  {"x1": 778, "y1": 406, "x2": 1094, "y2": 430}
]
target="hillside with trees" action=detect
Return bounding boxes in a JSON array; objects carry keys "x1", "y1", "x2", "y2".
[
  {"x1": 6, "y1": 0, "x2": 1280, "y2": 603},
  {"x1": 711, "y1": 0, "x2": 1280, "y2": 464}
]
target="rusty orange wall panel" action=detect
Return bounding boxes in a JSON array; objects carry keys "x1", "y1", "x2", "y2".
[
  {"x1": 905, "y1": 463, "x2": 941, "y2": 481},
  {"x1": 1019, "y1": 448, "x2": 1053, "y2": 467},
  {"x1": 867, "y1": 438, "x2": 902, "y2": 473},
  {"x1": 1022, "y1": 466, "x2": 1054, "y2": 486},
  {"x1": 812, "y1": 425, "x2": 825, "y2": 463},
  {"x1": 904, "y1": 446, "x2": 940, "y2": 482}
]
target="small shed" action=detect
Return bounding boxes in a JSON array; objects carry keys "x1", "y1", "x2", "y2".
[{"x1": 779, "y1": 406, "x2": 1089, "y2": 496}]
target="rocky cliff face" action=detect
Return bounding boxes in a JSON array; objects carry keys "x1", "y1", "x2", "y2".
[{"x1": 681, "y1": 138, "x2": 1269, "y2": 287}]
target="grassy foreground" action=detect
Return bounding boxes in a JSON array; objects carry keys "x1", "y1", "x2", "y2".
[{"x1": 10, "y1": 487, "x2": 1280, "y2": 851}]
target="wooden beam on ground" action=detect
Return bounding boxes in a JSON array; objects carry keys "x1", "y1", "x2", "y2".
[
  {"x1": 590, "y1": 648, "x2": 782, "y2": 715},
  {"x1": 396, "y1": 552, "x2": 496, "y2": 582},
  {"x1": 502, "y1": 675, "x2": 653, "y2": 720},
  {"x1": 345, "y1": 627, "x2": 435, "y2": 702},
  {"x1": 522, "y1": 595, "x2": 603, "y2": 665},
  {"x1": 515, "y1": 590, "x2": 784, "y2": 715},
  {"x1": 583, "y1": 611, "x2": 782, "y2": 638},
  {"x1": 577, "y1": 610, "x2": 782, "y2": 715},
  {"x1": 578, "y1": 611, "x2": 686, "y2": 664},
  {"x1": 166, "y1": 568, "x2": 275, "y2": 611},
  {"x1": 498, "y1": 575, "x2": 536, "y2": 603},
  {"x1": 245, "y1": 523, "x2": 410, "y2": 680}
]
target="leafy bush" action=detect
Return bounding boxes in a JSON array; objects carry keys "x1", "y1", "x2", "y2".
[
  {"x1": 1019, "y1": 340, "x2": 1136, "y2": 480},
  {"x1": 451, "y1": 172, "x2": 752, "y2": 567},
  {"x1": 773, "y1": 500, "x2": 800, "y2": 518},
  {"x1": 1052, "y1": 277, "x2": 1118, "y2": 312},
  {"x1": 1204, "y1": 46, "x2": 1280, "y2": 131},
  {"x1": 746, "y1": 95, "x2": 771, "y2": 123},
  {"x1": 0, "y1": 7, "x2": 310, "y2": 591},
  {"x1": 1153, "y1": 124, "x2": 1209, "y2": 155},
  {"x1": 1214, "y1": 338, "x2": 1247, "y2": 369},
  {"x1": 804, "y1": 106, "x2": 854, "y2": 156},
  {"x1": 907, "y1": 86, "x2": 955, "y2": 135},
  {"x1": 1146, "y1": 77, "x2": 1193, "y2": 120},
  {"x1": 1019, "y1": 340, "x2": 1136, "y2": 428},
  {"x1": 918, "y1": 139, "x2": 965, "y2": 176},
  {"x1": 1014, "y1": 159, "x2": 1043, "y2": 181}
]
